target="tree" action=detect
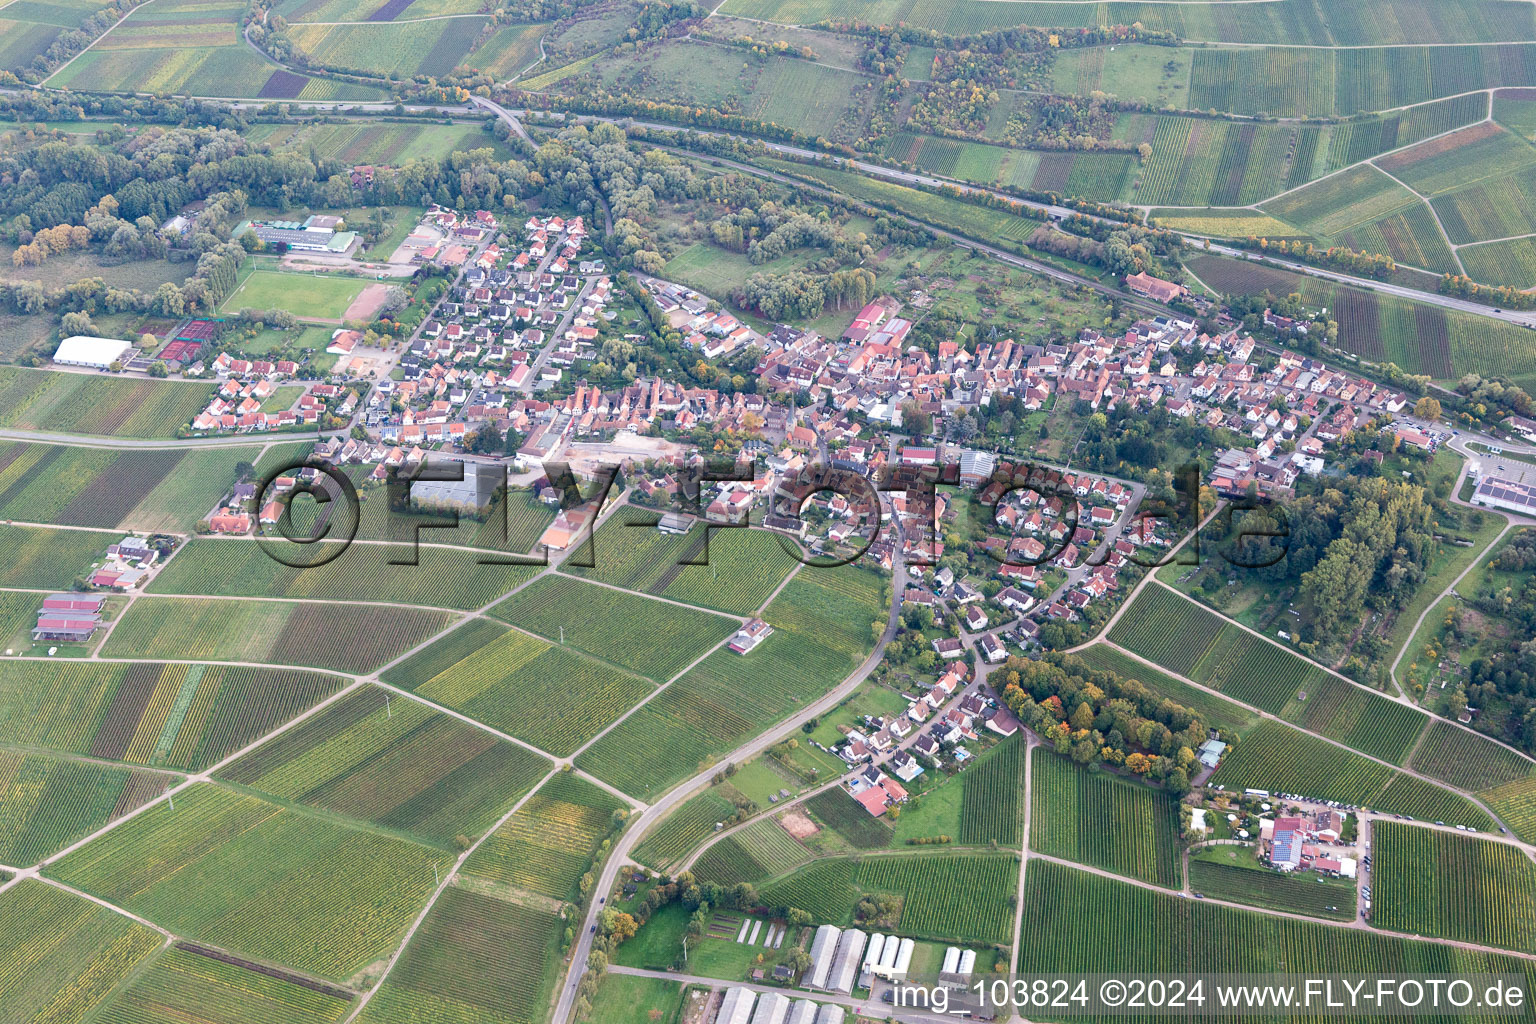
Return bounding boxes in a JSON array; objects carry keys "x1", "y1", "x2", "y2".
[
  {"x1": 149, "y1": 361, "x2": 168, "y2": 378},
  {"x1": 60, "y1": 310, "x2": 94, "y2": 337},
  {"x1": 1414, "y1": 395, "x2": 1442, "y2": 420},
  {"x1": 138, "y1": 332, "x2": 158, "y2": 350}
]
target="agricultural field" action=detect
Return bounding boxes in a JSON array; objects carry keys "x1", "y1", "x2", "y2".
[
  {"x1": 576, "y1": 564, "x2": 885, "y2": 799},
  {"x1": 355, "y1": 885, "x2": 564, "y2": 1024},
  {"x1": 1019, "y1": 859, "x2": 1536, "y2": 991},
  {"x1": 493, "y1": 574, "x2": 738, "y2": 681},
  {"x1": 1407, "y1": 720, "x2": 1536, "y2": 793},
  {"x1": 1260, "y1": 164, "x2": 1456, "y2": 273},
  {"x1": 93, "y1": 945, "x2": 353, "y2": 1024},
  {"x1": 47, "y1": 784, "x2": 442, "y2": 981},
  {"x1": 1284, "y1": 675, "x2": 1428, "y2": 764},
  {"x1": 1130, "y1": 117, "x2": 1313, "y2": 207},
  {"x1": 147, "y1": 536, "x2": 541, "y2": 610},
  {"x1": 462, "y1": 770, "x2": 624, "y2": 901},
  {"x1": 218, "y1": 686, "x2": 551, "y2": 848},
  {"x1": 381, "y1": 620, "x2": 654, "y2": 756},
  {"x1": 0, "y1": 523, "x2": 117, "y2": 589},
  {"x1": 0, "y1": 366, "x2": 214, "y2": 438},
  {"x1": 565, "y1": 505, "x2": 800, "y2": 616},
  {"x1": 1051, "y1": 44, "x2": 1190, "y2": 107},
  {"x1": 1212, "y1": 722, "x2": 1492, "y2": 827},
  {"x1": 1373, "y1": 821, "x2": 1536, "y2": 953},
  {"x1": 582, "y1": 974, "x2": 687, "y2": 1024},
  {"x1": 1149, "y1": 209, "x2": 1308, "y2": 240},
  {"x1": 1459, "y1": 237, "x2": 1536, "y2": 290},
  {"x1": 1031, "y1": 748, "x2": 1182, "y2": 888},
  {"x1": 0, "y1": 880, "x2": 164, "y2": 1024},
  {"x1": 690, "y1": 816, "x2": 812, "y2": 886},
  {"x1": 632, "y1": 789, "x2": 738, "y2": 870},
  {"x1": 246, "y1": 120, "x2": 511, "y2": 165},
  {"x1": 101, "y1": 597, "x2": 455, "y2": 675},
  {"x1": 1483, "y1": 776, "x2": 1536, "y2": 844},
  {"x1": 758, "y1": 857, "x2": 860, "y2": 922},
  {"x1": 467, "y1": 21, "x2": 550, "y2": 79},
  {"x1": 0, "y1": 750, "x2": 168, "y2": 866},
  {"x1": 0, "y1": 659, "x2": 345, "y2": 772},
  {"x1": 804, "y1": 787, "x2": 894, "y2": 849},
  {"x1": 221, "y1": 269, "x2": 372, "y2": 320},
  {"x1": 959, "y1": 735, "x2": 1024, "y2": 846},
  {"x1": 287, "y1": 17, "x2": 487, "y2": 78},
  {"x1": 1187, "y1": 854, "x2": 1355, "y2": 920},
  {"x1": 0, "y1": 443, "x2": 183, "y2": 528}
]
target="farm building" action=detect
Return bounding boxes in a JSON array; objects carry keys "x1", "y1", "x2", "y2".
[
  {"x1": 785, "y1": 1001, "x2": 819, "y2": 1024},
  {"x1": 1269, "y1": 816, "x2": 1304, "y2": 871},
  {"x1": 718, "y1": 987, "x2": 756, "y2": 1024},
  {"x1": 1472, "y1": 475, "x2": 1536, "y2": 516},
  {"x1": 408, "y1": 463, "x2": 501, "y2": 512},
  {"x1": 1124, "y1": 272, "x2": 1188, "y2": 303},
  {"x1": 32, "y1": 615, "x2": 100, "y2": 642},
  {"x1": 657, "y1": 512, "x2": 693, "y2": 534},
  {"x1": 1197, "y1": 739, "x2": 1227, "y2": 768},
  {"x1": 825, "y1": 928, "x2": 866, "y2": 993},
  {"x1": 750, "y1": 992, "x2": 791, "y2": 1024},
  {"x1": 814, "y1": 1006, "x2": 845, "y2": 1024},
  {"x1": 806, "y1": 925, "x2": 840, "y2": 990},
  {"x1": 53, "y1": 335, "x2": 131, "y2": 368},
  {"x1": 728, "y1": 618, "x2": 774, "y2": 655}
]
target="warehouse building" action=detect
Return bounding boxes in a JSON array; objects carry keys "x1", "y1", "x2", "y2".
[
  {"x1": 814, "y1": 1006, "x2": 845, "y2": 1024},
  {"x1": 53, "y1": 335, "x2": 132, "y2": 369},
  {"x1": 825, "y1": 928, "x2": 866, "y2": 993},
  {"x1": 785, "y1": 1001, "x2": 819, "y2": 1024},
  {"x1": 718, "y1": 987, "x2": 756, "y2": 1024},
  {"x1": 805, "y1": 925, "x2": 840, "y2": 990},
  {"x1": 749, "y1": 992, "x2": 790, "y2": 1024},
  {"x1": 1472, "y1": 475, "x2": 1536, "y2": 516},
  {"x1": 232, "y1": 218, "x2": 358, "y2": 254}
]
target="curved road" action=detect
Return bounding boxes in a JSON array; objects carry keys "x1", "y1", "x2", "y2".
[{"x1": 548, "y1": 531, "x2": 910, "y2": 1024}]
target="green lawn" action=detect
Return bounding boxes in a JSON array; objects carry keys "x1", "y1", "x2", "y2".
[{"x1": 221, "y1": 269, "x2": 370, "y2": 320}]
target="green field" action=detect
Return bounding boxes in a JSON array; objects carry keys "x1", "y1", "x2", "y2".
[
  {"x1": 463, "y1": 770, "x2": 625, "y2": 900},
  {"x1": 1031, "y1": 748, "x2": 1182, "y2": 888},
  {"x1": 565, "y1": 505, "x2": 801, "y2": 616},
  {"x1": 1052, "y1": 44, "x2": 1190, "y2": 107},
  {"x1": 493, "y1": 574, "x2": 738, "y2": 681},
  {"x1": 288, "y1": 17, "x2": 487, "y2": 78},
  {"x1": 221, "y1": 269, "x2": 371, "y2": 319},
  {"x1": 0, "y1": 750, "x2": 168, "y2": 866},
  {"x1": 1261, "y1": 164, "x2": 1457, "y2": 273},
  {"x1": 1408, "y1": 720, "x2": 1536, "y2": 793},
  {"x1": 94, "y1": 945, "x2": 353, "y2": 1024},
  {"x1": 355, "y1": 884, "x2": 565, "y2": 1024},
  {"x1": 1188, "y1": 853, "x2": 1355, "y2": 920},
  {"x1": 0, "y1": 442, "x2": 262, "y2": 532},
  {"x1": 576, "y1": 564, "x2": 885, "y2": 799},
  {"x1": 1460, "y1": 237, "x2": 1536, "y2": 290},
  {"x1": 632, "y1": 789, "x2": 738, "y2": 870},
  {"x1": 48, "y1": 784, "x2": 442, "y2": 981},
  {"x1": 805, "y1": 787, "x2": 894, "y2": 849},
  {"x1": 0, "y1": 523, "x2": 116, "y2": 589},
  {"x1": 382, "y1": 620, "x2": 654, "y2": 756},
  {"x1": 218, "y1": 686, "x2": 551, "y2": 848},
  {"x1": 148, "y1": 537, "x2": 541, "y2": 610},
  {"x1": 1373, "y1": 821, "x2": 1536, "y2": 954},
  {"x1": 1483, "y1": 776, "x2": 1536, "y2": 844},
  {"x1": 468, "y1": 21, "x2": 550, "y2": 79},
  {"x1": 0, "y1": 881, "x2": 164, "y2": 1024},
  {"x1": 1019, "y1": 859, "x2": 1536, "y2": 1003},
  {"x1": 102, "y1": 597, "x2": 454, "y2": 675},
  {"x1": 0, "y1": 659, "x2": 345, "y2": 772},
  {"x1": 582, "y1": 974, "x2": 686, "y2": 1024},
  {"x1": 247, "y1": 121, "x2": 510, "y2": 164},
  {"x1": 0, "y1": 367, "x2": 214, "y2": 438},
  {"x1": 690, "y1": 815, "x2": 812, "y2": 886}
]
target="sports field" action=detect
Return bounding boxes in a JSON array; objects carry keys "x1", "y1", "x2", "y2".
[{"x1": 221, "y1": 269, "x2": 372, "y2": 320}]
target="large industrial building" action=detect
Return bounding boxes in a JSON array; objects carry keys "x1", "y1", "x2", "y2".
[
  {"x1": 232, "y1": 217, "x2": 358, "y2": 254},
  {"x1": 717, "y1": 987, "x2": 757, "y2": 1024},
  {"x1": 749, "y1": 992, "x2": 790, "y2": 1024},
  {"x1": 805, "y1": 925, "x2": 840, "y2": 990},
  {"x1": 53, "y1": 335, "x2": 132, "y2": 369},
  {"x1": 825, "y1": 929, "x2": 867, "y2": 994},
  {"x1": 1472, "y1": 474, "x2": 1536, "y2": 516}
]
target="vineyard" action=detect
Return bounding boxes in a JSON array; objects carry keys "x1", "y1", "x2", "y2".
[
  {"x1": 1373, "y1": 821, "x2": 1536, "y2": 953},
  {"x1": 578, "y1": 567, "x2": 883, "y2": 799},
  {"x1": 393, "y1": 624, "x2": 654, "y2": 757},
  {"x1": 1030, "y1": 749, "x2": 1182, "y2": 888},
  {"x1": 148, "y1": 537, "x2": 541, "y2": 610},
  {"x1": 218, "y1": 686, "x2": 551, "y2": 848},
  {"x1": 463, "y1": 770, "x2": 624, "y2": 901},
  {"x1": 632, "y1": 790, "x2": 738, "y2": 869},
  {"x1": 759, "y1": 858, "x2": 861, "y2": 922},
  {"x1": 1187, "y1": 856, "x2": 1354, "y2": 920},
  {"x1": 1019, "y1": 860, "x2": 1536, "y2": 1005},
  {"x1": 0, "y1": 881, "x2": 164, "y2": 1024},
  {"x1": 102, "y1": 598, "x2": 455, "y2": 675},
  {"x1": 690, "y1": 817, "x2": 810, "y2": 887},
  {"x1": 1408, "y1": 720, "x2": 1535, "y2": 792},
  {"x1": 0, "y1": 366, "x2": 214, "y2": 439},
  {"x1": 1069, "y1": 645, "x2": 1257, "y2": 733},
  {"x1": 959, "y1": 736, "x2": 1023, "y2": 846},
  {"x1": 0, "y1": 750, "x2": 166, "y2": 866},
  {"x1": 381, "y1": 618, "x2": 506, "y2": 690},
  {"x1": 1483, "y1": 776, "x2": 1536, "y2": 844},
  {"x1": 1287, "y1": 676, "x2": 1428, "y2": 763},
  {"x1": 94, "y1": 946, "x2": 353, "y2": 1024},
  {"x1": 0, "y1": 660, "x2": 344, "y2": 772},
  {"x1": 494, "y1": 574, "x2": 737, "y2": 681},
  {"x1": 1211, "y1": 723, "x2": 1492, "y2": 827},
  {"x1": 806, "y1": 788, "x2": 895, "y2": 849},
  {"x1": 0, "y1": 443, "x2": 188, "y2": 529},
  {"x1": 47, "y1": 784, "x2": 442, "y2": 981},
  {"x1": 0, "y1": 523, "x2": 118, "y2": 589},
  {"x1": 855, "y1": 853, "x2": 1017, "y2": 945},
  {"x1": 357, "y1": 885, "x2": 564, "y2": 1024}
]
